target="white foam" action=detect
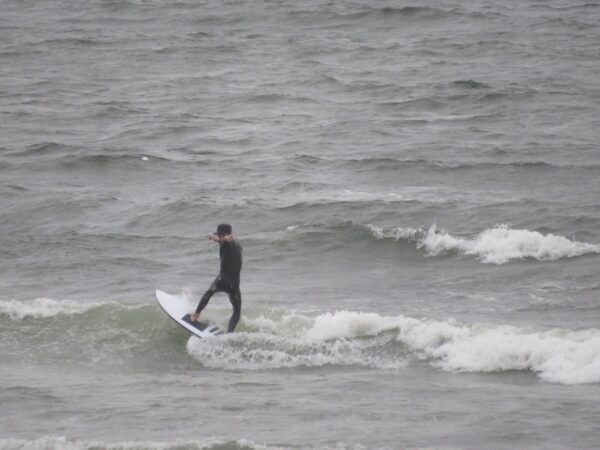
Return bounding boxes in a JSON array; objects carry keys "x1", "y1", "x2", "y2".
[
  {"x1": 368, "y1": 223, "x2": 600, "y2": 264},
  {"x1": 0, "y1": 437, "x2": 365, "y2": 450},
  {"x1": 0, "y1": 298, "x2": 99, "y2": 320},
  {"x1": 187, "y1": 309, "x2": 600, "y2": 384},
  {"x1": 395, "y1": 318, "x2": 600, "y2": 385},
  {"x1": 305, "y1": 310, "x2": 401, "y2": 341},
  {"x1": 365, "y1": 223, "x2": 421, "y2": 241},
  {"x1": 337, "y1": 189, "x2": 405, "y2": 202},
  {"x1": 186, "y1": 311, "x2": 406, "y2": 371},
  {"x1": 0, "y1": 298, "x2": 146, "y2": 320},
  {"x1": 420, "y1": 224, "x2": 600, "y2": 264},
  {"x1": 277, "y1": 189, "x2": 410, "y2": 208},
  {"x1": 186, "y1": 329, "x2": 405, "y2": 371},
  {"x1": 0, "y1": 436, "x2": 283, "y2": 450}
]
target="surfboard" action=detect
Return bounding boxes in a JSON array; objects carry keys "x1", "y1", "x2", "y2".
[{"x1": 155, "y1": 290, "x2": 225, "y2": 338}]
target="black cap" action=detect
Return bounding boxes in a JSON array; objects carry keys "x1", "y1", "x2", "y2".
[{"x1": 215, "y1": 223, "x2": 232, "y2": 235}]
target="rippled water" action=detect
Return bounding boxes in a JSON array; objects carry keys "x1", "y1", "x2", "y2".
[{"x1": 1, "y1": 1, "x2": 600, "y2": 449}]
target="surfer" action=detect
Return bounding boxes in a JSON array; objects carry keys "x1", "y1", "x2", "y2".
[{"x1": 190, "y1": 224, "x2": 243, "y2": 332}]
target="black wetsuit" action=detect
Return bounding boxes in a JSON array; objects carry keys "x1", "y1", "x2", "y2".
[{"x1": 195, "y1": 239, "x2": 243, "y2": 332}]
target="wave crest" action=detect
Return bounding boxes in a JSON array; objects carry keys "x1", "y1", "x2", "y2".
[
  {"x1": 186, "y1": 309, "x2": 600, "y2": 385},
  {"x1": 0, "y1": 298, "x2": 103, "y2": 319},
  {"x1": 397, "y1": 317, "x2": 600, "y2": 385},
  {"x1": 367, "y1": 224, "x2": 600, "y2": 264},
  {"x1": 187, "y1": 311, "x2": 405, "y2": 371},
  {"x1": 5, "y1": 294, "x2": 600, "y2": 384}
]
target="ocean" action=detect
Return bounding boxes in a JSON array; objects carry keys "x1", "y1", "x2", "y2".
[{"x1": 1, "y1": 0, "x2": 600, "y2": 449}]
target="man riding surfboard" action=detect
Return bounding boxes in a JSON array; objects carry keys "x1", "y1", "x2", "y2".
[{"x1": 190, "y1": 224, "x2": 243, "y2": 332}]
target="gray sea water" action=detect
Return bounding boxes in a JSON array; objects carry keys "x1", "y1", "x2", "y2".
[{"x1": 2, "y1": 0, "x2": 600, "y2": 449}]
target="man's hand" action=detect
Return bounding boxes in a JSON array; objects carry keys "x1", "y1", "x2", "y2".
[
  {"x1": 208, "y1": 234, "x2": 234, "y2": 242},
  {"x1": 190, "y1": 312, "x2": 199, "y2": 322}
]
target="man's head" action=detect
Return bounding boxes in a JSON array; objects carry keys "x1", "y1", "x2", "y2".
[{"x1": 215, "y1": 223, "x2": 232, "y2": 237}]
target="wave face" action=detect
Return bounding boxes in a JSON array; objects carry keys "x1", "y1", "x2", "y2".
[
  {"x1": 3, "y1": 296, "x2": 600, "y2": 385},
  {"x1": 367, "y1": 224, "x2": 600, "y2": 264},
  {"x1": 192, "y1": 310, "x2": 600, "y2": 385}
]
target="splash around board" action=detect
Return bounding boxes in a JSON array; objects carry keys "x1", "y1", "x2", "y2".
[{"x1": 155, "y1": 290, "x2": 226, "y2": 337}]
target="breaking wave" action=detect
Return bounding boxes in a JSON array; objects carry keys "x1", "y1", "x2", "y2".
[
  {"x1": 367, "y1": 223, "x2": 600, "y2": 264},
  {"x1": 4, "y1": 295, "x2": 600, "y2": 384},
  {"x1": 188, "y1": 308, "x2": 600, "y2": 385},
  {"x1": 0, "y1": 297, "x2": 112, "y2": 320}
]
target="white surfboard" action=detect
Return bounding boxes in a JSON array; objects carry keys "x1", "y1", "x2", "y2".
[{"x1": 156, "y1": 290, "x2": 225, "y2": 338}]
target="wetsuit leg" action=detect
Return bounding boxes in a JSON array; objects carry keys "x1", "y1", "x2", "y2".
[
  {"x1": 195, "y1": 278, "x2": 219, "y2": 314},
  {"x1": 227, "y1": 287, "x2": 242, "y2": 332}
]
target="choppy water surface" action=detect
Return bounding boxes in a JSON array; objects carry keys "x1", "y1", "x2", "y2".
[{"x1": 1, "y1": 1, "x2": 600, "y2": 449}]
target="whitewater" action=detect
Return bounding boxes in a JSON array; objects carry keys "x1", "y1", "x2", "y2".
[
  {"x1": 2, "y1": 0, "x2": 600, "y2": 448},
  {"x1": 3, "y1": 296, "x2": 600, "y2": 385},
  {"x1": 366, "y1": 224, "x2": 600, "y2": 264}
]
